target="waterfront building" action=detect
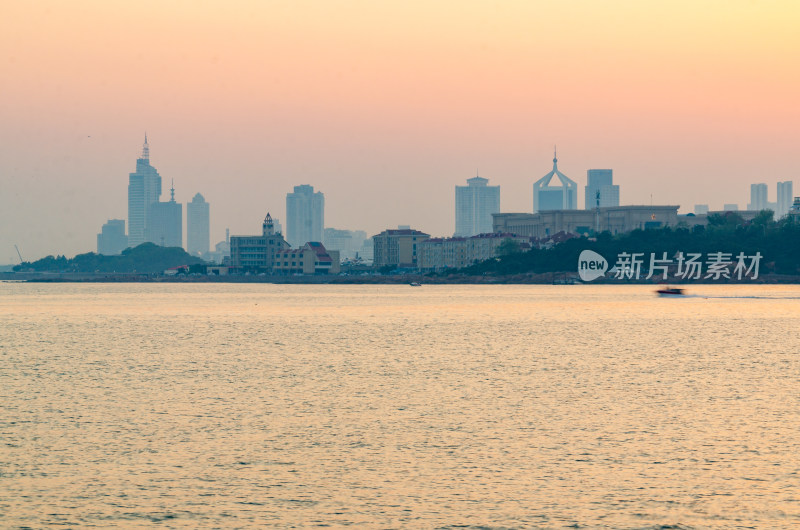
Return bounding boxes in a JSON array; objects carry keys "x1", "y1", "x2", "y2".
[
  {"x1": 533, "y1": 150, "x2": 577, "y2": 212},
  {"x1": 493, "y1": 205, "x2": 679, "y2": 238},
  {"x1": 97, "y1": 219, "x2": 128, "y2": 255},
  {"x1": 127, "y1": 135, "x2": 163, "y2": 247},
  {"x1": 229, "y1": 213, "x2": 291, "y2": 273},
  {"x1": 777, "y1": 181, "x2": 793, "y2": 218},
  {"x1": 187, "y1": 193, "x2": 210, "y2": 256},
  {"x1": 286, "y1": 185, "x2": 324, "y2": 247},
  {"x1": 372, "y1": 228, "x2": 430, "y2": 268},
  {"x1": 273, "y1": 242, "x2": 340, "y2": 275},
  {"x1": 417, "y1": 232, "x2": 531, "y2": 271},
  {"x1": 748, "y1": 183, "x2": 768, "y2": 211},
  {"x1": 455, "y1": 176, "x2": 500, "y2": 237},
  {"x1": 584, "y1": 169, "x2": 620, "y2": 209},
  {"x1": 146, "y1": 182, "x2": 182, "y2": 247}
]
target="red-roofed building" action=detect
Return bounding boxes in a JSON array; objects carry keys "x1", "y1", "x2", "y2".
[{"x1": 273, "y1": 242, "x2": 340, "y2": 275}]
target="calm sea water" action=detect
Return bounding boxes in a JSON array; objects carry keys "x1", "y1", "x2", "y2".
[{"x1": 2, "y1": 283, "x2": 799, "y2": 528}]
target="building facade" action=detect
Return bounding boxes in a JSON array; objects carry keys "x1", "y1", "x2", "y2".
[
  {"x1": 97, "y1": 219, "x2": 128, "y2": 255},
  {"x1": 273, "y1": 242, "x2": 341, "y2": 275},
  {"x1": 286, "y1": 185, "x2": 324, "y2": 247},
  {"x1": 229, "y1": 213, "x2": 291, "y2": 272},
  {"x1": 127, "y1": 135, "x2": 162, "y2": 247},
  {"x1": 748, "y1": 183, "x2": 768, "y2": 211},
  {"x1": 584, "y1": 169, "x2": 620, "y2": 209},
  {"x1": 493, "y1": 205, "x2": 680, "y2": 238},
  {"x1": 777, "y1": 181, "x2": 793, "y2": 218},
  {"x1": 418, "y1": 233, "x2": 531, "y2": 271},
  {"x1": 146, "y1": 184, "x2": 182, "y2": 247},
  {"x1": 372, "y1": 228, "x2": 430, "y2": 268},
  {"x1": 187, "y1": 193, "x2": 210, "y2": 255},
  {"x1": 533, "y1": 151, "x2": 578, "y2": 212},
  {"x1": 455, "y1": 176, "x2": 500, "y2": 237}
]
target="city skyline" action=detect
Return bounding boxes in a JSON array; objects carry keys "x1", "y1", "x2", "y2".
[{"x1": 2, "y1": 1, "x2": 799, "y2": 262}]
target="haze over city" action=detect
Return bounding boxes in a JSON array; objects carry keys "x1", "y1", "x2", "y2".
[{"x1": 2, "y1": 0, "x2": 798, "y2": 262}]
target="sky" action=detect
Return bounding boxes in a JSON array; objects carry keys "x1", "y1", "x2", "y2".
[{"x1": 1, "y1": 0, "x2": 799, "y2": 262}]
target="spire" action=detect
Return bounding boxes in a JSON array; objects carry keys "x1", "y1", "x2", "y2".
[
  {"x1": 553, "y1": 145, "x2": 558, "y2": 168},
  {"x1": 170, "y1": 179, "x2": 175, "y2": 202},
  {"x1": 141, "y1": 133, "x2": 150, "y2": 161}
]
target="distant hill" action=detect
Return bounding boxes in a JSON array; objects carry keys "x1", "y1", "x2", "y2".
[
  {"x1": 13, "y1": 243, "x2": 206, "y2": 274},
  {"x1": 0, "y1": 264, "x2": 15, "y2": 272}
]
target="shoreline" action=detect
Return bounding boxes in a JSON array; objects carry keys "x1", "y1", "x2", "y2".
[{"x1": 3, "y1": 271, "x2": 799, "y2": 285}]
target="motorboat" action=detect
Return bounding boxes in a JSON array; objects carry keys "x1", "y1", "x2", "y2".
[{"x1": 656, "y1": 286, "x2": 685, "y2": 296}]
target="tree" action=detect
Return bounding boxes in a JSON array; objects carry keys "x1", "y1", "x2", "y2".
[{"x1": 497, "y1": 238, "x2": 522, "y2": 256}]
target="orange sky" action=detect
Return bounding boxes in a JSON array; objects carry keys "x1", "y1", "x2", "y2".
[{"x1": 1, "y1": 0, "x2": 799, "y2": 260}]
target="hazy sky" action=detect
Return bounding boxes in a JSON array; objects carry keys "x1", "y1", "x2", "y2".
[{"x1": 2, "y1": 0, "x2": 799, "y2": 262}]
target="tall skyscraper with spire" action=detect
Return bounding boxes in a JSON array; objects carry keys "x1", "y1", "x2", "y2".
[
  {"x1": 127, "y1": 135, "x2": 162, "y2": 247},
  {"x1": 533, "y1": 148, "x2": 577, "y2": 212}
]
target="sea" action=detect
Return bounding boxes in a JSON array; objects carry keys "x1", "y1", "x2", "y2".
[{"x1": 2, "y1": 283, "x2": 799, "y2": 528}]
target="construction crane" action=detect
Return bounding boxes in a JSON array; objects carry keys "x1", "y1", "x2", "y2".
[{"x1": 14, "y1": 245, "x2": 24, "y2": 264}]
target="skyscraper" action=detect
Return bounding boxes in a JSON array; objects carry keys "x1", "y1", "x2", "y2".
[
  {"x1": 187, "y1": 193, "x2": 210, "y2": 255},
  {"x1": 286, "y1": 185, "x2": 324, "y2": 247},
  {"x1": 533, "y1": 150, "x2": 577, "y2": 212},
  {"x1": 146, "y1": 181, "x2": 182, "y2": 248},
  {"x1": 748, "y1": 183, "x2": 768, "y2": 211},
  {"x1": 127, "y1": 135, "x2": 162, "y2": 247},
  {"x1": 455, "y1": 175, "x2": 500, "y2": 236},
  {"x1": 777, "y1": 181, "x2": 793, "y2": 218},
  {"x1": 584, "y1": 169, "x2": 620, "y2": 209},
  {"x1": 97, "y1": 219, "x2": 128, "y2": 255}
]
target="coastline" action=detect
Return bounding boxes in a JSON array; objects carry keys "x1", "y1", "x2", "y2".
[{"x1": 3, "y1": 271, "x2": 799, "y2": 285}]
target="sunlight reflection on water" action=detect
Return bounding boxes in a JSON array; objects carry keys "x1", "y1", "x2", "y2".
[{"x1": 2, "y1": 283, "x2": 799, "y2": 527}]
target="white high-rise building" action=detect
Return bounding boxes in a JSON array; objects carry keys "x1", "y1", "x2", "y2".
[
  {"x1": 127, "y1": 135, "x2": 162, "y2": 247},
  {"x1": 187, "y1": 193, "x2": 210, "y2": 255},
  {"x1": 748, "y1": 183, "x2": 768, "y2": 211},
  {"x1": 455, "y1": 176, "x2": 500, "y2": 236},
  {"x1": 286, "y1": 185, "x2": 324, "y2": 247},
  {"x1": 584, "y1": 169, "x2": 620, "y2": 209},
  {"x1": 777, "y1": 181, "x2": 793, "y2": 218}
]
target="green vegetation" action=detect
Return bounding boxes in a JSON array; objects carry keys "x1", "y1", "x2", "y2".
[
  {"x1": 461, "y1": 212, "x2": 800, "y2": 277},
  {"x1": 13, "y1": 243, "x2": 205, "y2": 274}
]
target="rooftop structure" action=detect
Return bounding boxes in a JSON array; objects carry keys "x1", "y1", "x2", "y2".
[{"x1": 533, "y1": 149, "x2": 577, "y2": 212}]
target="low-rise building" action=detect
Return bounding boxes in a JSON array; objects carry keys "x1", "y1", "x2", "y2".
[
  {"x1": 493, "y1": 205, "x2": 680, "y2": 238},
  {"x1": 229, "y1": 213, "x2": 291, "y2": 273},
  {"x1": 418, "y1": 232, "x2": 531, "y2": 271},
  {"x1": 273, "y1": 242, "x2": 340, "y2": 275},
  {"x1": 373, "y1": 228, "x2": 430, "y2": 268}
]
